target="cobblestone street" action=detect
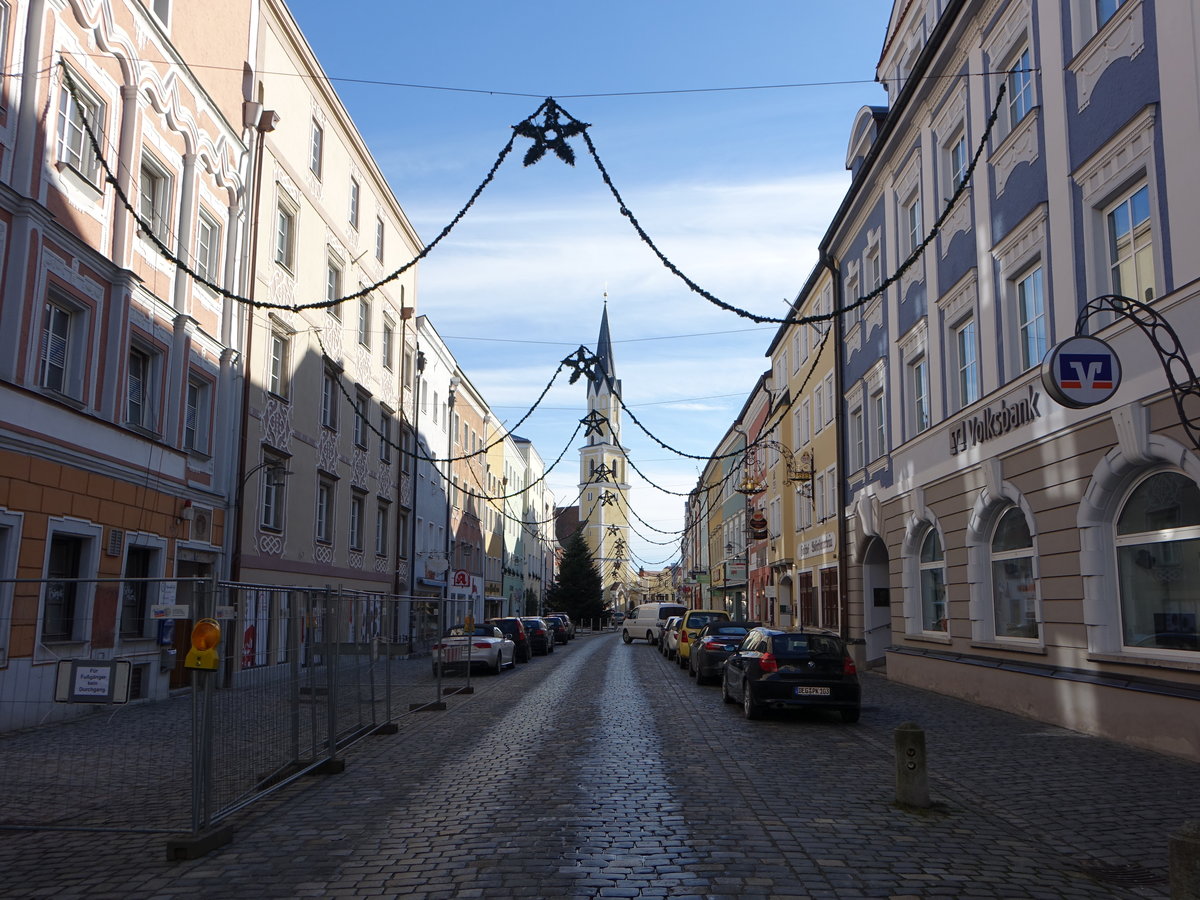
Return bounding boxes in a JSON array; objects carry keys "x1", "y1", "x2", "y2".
[{"x1": 2, "y1": 630, "x2": 1198, "y2": 899}]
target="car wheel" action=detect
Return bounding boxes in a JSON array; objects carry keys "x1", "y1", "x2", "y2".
[
  {"x1": 722, "y1": 674, "x2": 735, "y2": 704},
  {"x1": 840, "y1": 707, "x2": 861, "y2": 724},
  {"x1": 647, "y1": 631, "x2": 656, "y2": 645},
  {"x1": 491, "y1": 654, "x2": 502, "y2": 675},
  {"x1": 742, "y1": 683, "x2": 761, "y2": 720},
  {"x1": 621, "y1": 630, "x2": 632, "y2": 644},
  {"x1": 687, "y1": 657, "x2": 696, "y2": 678}
]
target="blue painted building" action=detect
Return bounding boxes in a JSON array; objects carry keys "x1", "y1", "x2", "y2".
[{"x1": 826, "y1": 0, "x2": 1199, "y2": 760}]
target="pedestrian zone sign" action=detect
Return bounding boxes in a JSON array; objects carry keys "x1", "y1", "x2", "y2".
[{"x1": 1041, "y1": 335, "x2": 1122, "y2": 409}]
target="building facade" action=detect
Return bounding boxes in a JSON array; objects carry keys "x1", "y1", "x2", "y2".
[
  {"x1": 0, "y1": 0, "x2": 252, "y2": 725},
  {"x1": 835, "y1": 0, "x2": 1200, "y2": 760}
]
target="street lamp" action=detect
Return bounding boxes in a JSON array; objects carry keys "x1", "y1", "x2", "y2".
[{"x1": 444, "y1": 375, "x2": 460, "y2": 621}]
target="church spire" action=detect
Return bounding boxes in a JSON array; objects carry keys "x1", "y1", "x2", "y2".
[{"x1": 592, "y1": 294, "x2": 618, "y2": 395}]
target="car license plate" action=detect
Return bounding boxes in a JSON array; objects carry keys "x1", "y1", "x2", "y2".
[{"x1": 794, "y1": 686, "x2": 831, "y2": 696}]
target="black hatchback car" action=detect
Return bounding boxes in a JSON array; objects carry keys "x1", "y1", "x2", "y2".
[
  {"x1": 688, "y1": 621, "x2": 759, "y2": 684},
  {"x1": 520, "y1": 617, "x2": 555, "y2": 655},
  {"x1": 542, "y1": 615, "x2": 569, "y2": 645},
  {"x1": 722, "y1": 627, "x2": 860, "y2": 722},
  {"x1": 485, "y1": 617, "x2": 531, "y2": 663}
]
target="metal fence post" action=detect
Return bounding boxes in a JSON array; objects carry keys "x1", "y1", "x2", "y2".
[{"x1": 322, "y1": 586, "x2": 342, "y2": 771}]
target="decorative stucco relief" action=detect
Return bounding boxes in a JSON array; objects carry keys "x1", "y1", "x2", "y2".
[
  {"x1": 1072, "y1": 0, "x2": 1144, "y2": 112},
  {"x1": 261, "y1": 395, "x2": 292, "y2": 451},
  {"x1": 993, "y1": 109, "x2": 1040, "y2": 197}
]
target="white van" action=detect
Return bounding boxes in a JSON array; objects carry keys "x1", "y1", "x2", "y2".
[{"x1": 621, "y1": 602, "x2": 687, "y2": 645}]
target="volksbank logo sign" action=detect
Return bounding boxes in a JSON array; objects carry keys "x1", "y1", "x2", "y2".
[
  {"x1": 949, "y1": 384, "x2": 1042, "y2": 455},
  {"x1": 1041, "y1": 335, "x2": 1122, "y2": 409}
]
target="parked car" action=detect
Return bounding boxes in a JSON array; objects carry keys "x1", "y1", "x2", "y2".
[
  {"x1": 520, "y1": 617, "x2": 555, "y2": 655},
  {"x1": 432, "y1": 624, "x2": 515, "y2": 676},
  {"x1": 688, "y1": 621, "x2": 758, "y2": 684},
  {"x1": 612, "y1": 611, "x2": 626, "y2": 626},
  {"x1": 544, "y1": 611, "x2": 576, "y2": 639},
  {"x1": 660, "y1": 616, "x2": 682, "y2": 659},
  {"x1": 676, "y1": 609, "x2": 731, "y2": 668},
  {"x1": 486, "y1": 617, "x2": 532, "y2": 663},
  {"x1": 621, "y1": 602, "x2": 687, "y2": 645},
  {"x1": 543, "y1": 615, "x2": 569, "y2": 645},
  {"x1": 722, "y1": 627, "x2": 860, "y2": 722}
]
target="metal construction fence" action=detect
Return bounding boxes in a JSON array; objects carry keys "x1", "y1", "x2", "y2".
[{"x1": 0, "y1": 577, "x2": 456, "y2": 841}]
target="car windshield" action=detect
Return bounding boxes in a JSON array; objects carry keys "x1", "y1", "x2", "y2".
[
  {"x1": 709, "y1": 625, "x2": 749, "y2": 636},
  {"x1": 772, "y1": 634, "x2": 843, "y2": 657}
]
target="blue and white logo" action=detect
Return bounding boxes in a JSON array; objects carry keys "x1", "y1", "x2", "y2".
[{"x1": 1041, "y1": 335, "x2": 1122, "y2": 409}]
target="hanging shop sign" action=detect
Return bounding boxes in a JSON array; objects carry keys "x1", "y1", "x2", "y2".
[
  {"x1": 1041, "y1": 335, "x2": 1122, "y2": 409},
  {"x1": 948, "y1": 384, "x2": 1042, "y2": 456}
]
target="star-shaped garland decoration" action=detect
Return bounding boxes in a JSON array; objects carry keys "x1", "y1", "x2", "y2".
[
  {"x1": 592, "y1": 462, "x2": 615, "y2": 482},
  {"x1": 562, "y1": 346, "x2": 600, "y2": 385},
  {"x1": 582, "y1": 410, "x2": 609, "y2": 438},
  {"x1": 606, "y1": 524, "x2": 620, "y2": 536},
  {"x1": 600, "y1": 490, "x2": 616, "y2": 507},
  {"x1": 513, "y1": 98, "x2": 590, "y2": 167}
]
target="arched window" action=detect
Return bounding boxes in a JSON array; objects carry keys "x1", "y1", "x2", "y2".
[
  {"x1": 1115, "y1": 471, "x2": 1200, "y2": 652},
  {"x1": 990, "y1": 507, "x2": 1039, "y2": 639},
  {"x1": 919, "y1": 528, "x2": 947, "y2": 631}
]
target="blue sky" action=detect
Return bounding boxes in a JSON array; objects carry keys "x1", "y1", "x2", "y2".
[{"x1": 284, "y1": 1, "x2": 895, "y2": 568}]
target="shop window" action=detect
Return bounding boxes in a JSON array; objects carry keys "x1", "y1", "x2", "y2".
[
  {"x1": 1115, "y1": 472, "x2": 1200, "y2": 653},
  {"x1": 990, "y1": 507, "x2": 1040, "y2": 639},
  {"x1": 41, "y1": 527, "x2": 99, "y2": 643},
  {"x1": 919, "y1": 527, "x2": 947, "y2": 632},
  {"x1": 119, "y1": 545, "x2": 157, "y2": 639}
]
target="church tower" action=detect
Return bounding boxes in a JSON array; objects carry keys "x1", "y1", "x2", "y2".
[{"x1": 579, "y1": 301, "x2": 632, "y2": 600}]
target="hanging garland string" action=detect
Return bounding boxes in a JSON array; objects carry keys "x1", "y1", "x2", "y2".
[
  {"x1": 62, "y1": 57, "x2": 1002, "y2": 330},
  {"x1": 59, "y1": 58, "x2": 521, "y2": 312},
  {"x1": 611, "y1": 322, "x2": 833, "y2": 470},
  {"x1": 61, "y1": 50, "x2": 1004, "y2": 564}
]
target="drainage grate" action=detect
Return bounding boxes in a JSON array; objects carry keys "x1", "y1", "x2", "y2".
[{"x1": 1076, "y1": 860, "x2": 1165, "y2": 886}]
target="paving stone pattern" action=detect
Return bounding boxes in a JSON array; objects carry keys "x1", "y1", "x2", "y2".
[{"x1": 1, "y1": 631, "x2": 1197, "y2": 899}]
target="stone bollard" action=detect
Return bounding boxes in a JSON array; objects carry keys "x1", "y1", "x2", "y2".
[
  {"x1": 895, "y1": 722, "x2": 931, "y2": 809},
  {"x1": 1171, "y1": 820, "x2": 1200, "y2": 900}
]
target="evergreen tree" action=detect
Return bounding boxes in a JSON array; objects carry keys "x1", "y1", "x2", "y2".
[{"x1": 547, "y1": 528, "x2": 605, "y2": 622}]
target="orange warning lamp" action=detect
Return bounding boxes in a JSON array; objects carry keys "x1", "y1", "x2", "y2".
[{"x1": 184, "y1": 618, "x2": 222, "y2": 671}]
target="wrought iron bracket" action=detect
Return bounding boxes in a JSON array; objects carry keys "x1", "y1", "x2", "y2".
[{"x1": 1076, "y1": 294, "x2": 1200, "y2": 451}]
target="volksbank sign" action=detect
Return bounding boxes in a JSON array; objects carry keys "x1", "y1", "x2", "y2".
[{"x1": 948, "y1": 384, "x2": 1042, "y2": 456}]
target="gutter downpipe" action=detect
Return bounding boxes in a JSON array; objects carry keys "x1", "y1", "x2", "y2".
[
  {"x1": 825, "y1": 251, "x2": 850, "y2": 644},
  {"x1": 230, "y1": 108, "x2": 275, "y2": 585}
]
